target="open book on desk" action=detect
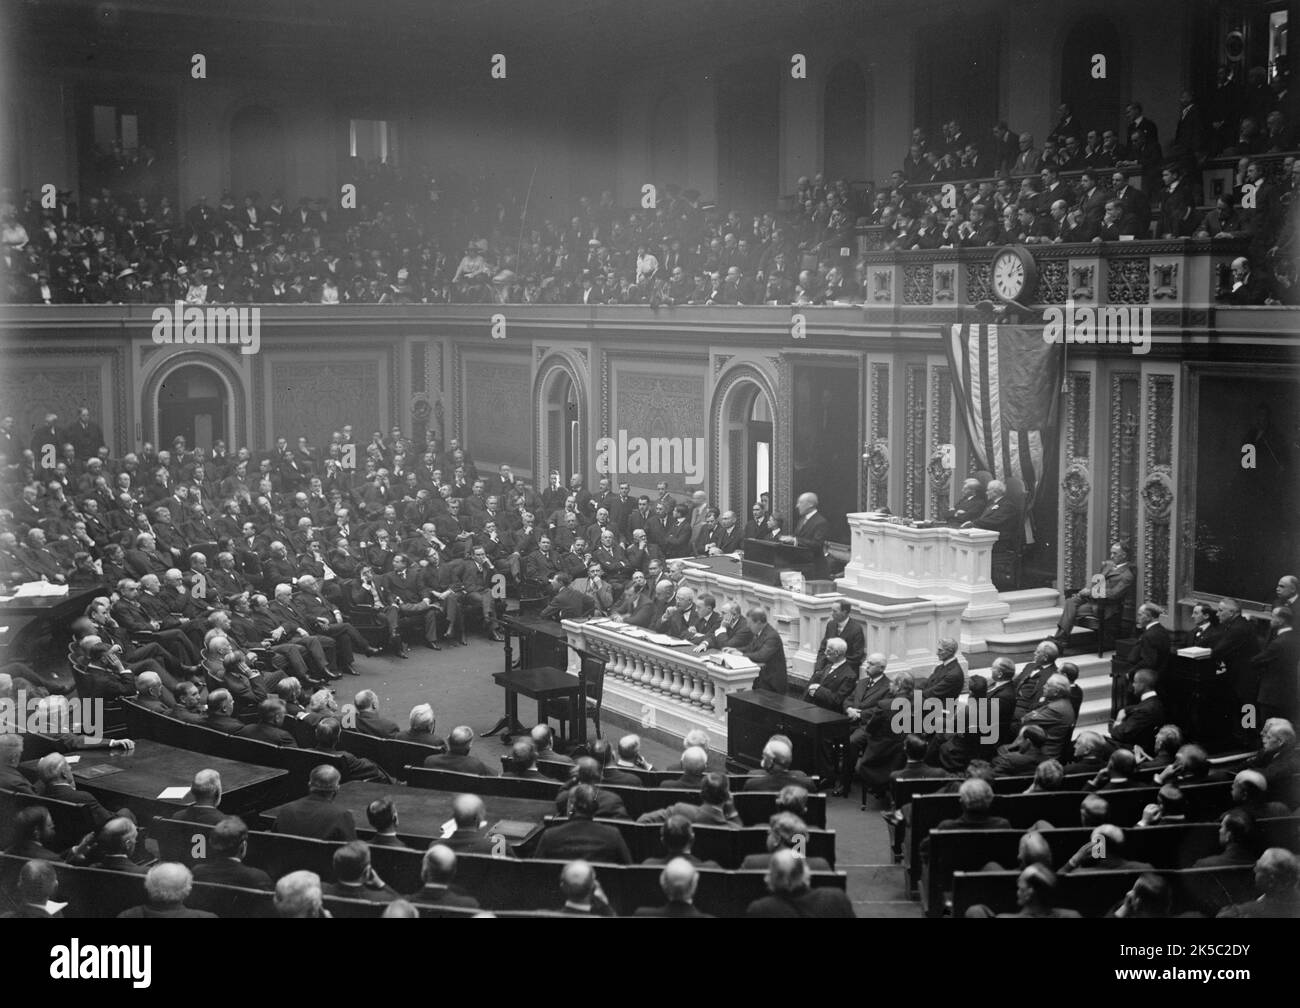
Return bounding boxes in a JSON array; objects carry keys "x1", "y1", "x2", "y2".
[{"x1": 701, "y1": 652, "x2": 755, "y2": 670}]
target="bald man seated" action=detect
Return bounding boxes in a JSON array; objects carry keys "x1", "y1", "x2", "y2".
[
  {"x1": 742, "y1": 737, "x2": 816, "y2": 792},
  {"x1": 173, "y1": 769, "x2": 225, "y2": 825},
  {"x1": 744, "y1": 849, "x2": 855, "y2": 918},
  {"x1": 633, "y1": 857, "x2": 714, "y2": 917},
  {"x1": 407, "y1": 844, "x2": 480, "y2": 909}
]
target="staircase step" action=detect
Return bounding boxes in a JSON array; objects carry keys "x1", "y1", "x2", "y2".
[
  {"x1": 1002, "y1": 606, "x2": 1066, "y2": 630},
  {"x1": 998, "y1": 587, "x2": 1061, "y2": 614}
]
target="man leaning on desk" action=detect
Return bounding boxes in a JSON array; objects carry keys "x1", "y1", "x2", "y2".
[{"x1": 722, "y1": 607, "x2": 788, "y2": 694}]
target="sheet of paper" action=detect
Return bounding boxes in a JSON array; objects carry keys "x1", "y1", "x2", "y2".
[
  {"x1": 157, "y1": 786, "x2": 191, "y2": 800},
  {"x1": 1176, "y1": 646, "x2": 1212, "y2": 658},
  {"x1": 65, "y1": 755, "x2": 80, "y2": 765}
]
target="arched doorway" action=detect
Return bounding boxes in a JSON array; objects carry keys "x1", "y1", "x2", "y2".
[
  {"x1": 650, "y1": 88, "x2": 687, "y2": 189},
  {"x1": 1060, "y1": 15, "x2": 1123, "y2": 136},
  {"x1": 230, "y1": 105, "x2": 285, "y2": 201},
  {"x1": 156, "y1": 364, "x2": 229, "y2": 452},
  {"x1": 823, "y1": 61, "x2": 869, "y2": 183},
  {"x1": 715, "y1": 371, "x2": 777, "y2": 518},
  {"x1": 538, "y1": 363, "x2": 582, "y2": 487}
]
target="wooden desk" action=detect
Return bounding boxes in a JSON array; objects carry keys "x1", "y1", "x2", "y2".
[
  {"x1": 25, "y1": 738, "x2": 288, "y2": 820},
  {"x1": 0, "y1": 587, "x2": 100, "y2": 692},
  {"x1": 492, "y1": 665, "x2": 583, "y2": 742},
  {"x1": 262, "y1": 780, "x2": 555, "y2": 848},
  {"x1": 726, "y1": 690, "x2": 850, "y2": 778}
]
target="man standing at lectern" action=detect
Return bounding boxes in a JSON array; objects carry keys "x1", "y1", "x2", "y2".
[
  {"x1": 780, "y1": 493, "x2": 828, "y2": 553},
  {"x1": 1052, "y1": 543, "x2": 1135, "y2": 650},
  {"x1": 725, "y1": 608, "x2": 788, "y2": 694}
]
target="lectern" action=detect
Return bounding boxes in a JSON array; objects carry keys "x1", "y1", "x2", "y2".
[{"x1": 741, "y1": 538, "x2": 823, "y2": 585}]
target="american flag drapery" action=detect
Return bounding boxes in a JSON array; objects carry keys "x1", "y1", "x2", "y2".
[{"x1": 943, "y1": 322, "x2": 1064, "y2": 544}]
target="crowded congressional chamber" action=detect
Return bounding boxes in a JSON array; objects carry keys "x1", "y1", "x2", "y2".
[{"x1": 0, "y1": 0, "x2": 1298, "y2": 921}]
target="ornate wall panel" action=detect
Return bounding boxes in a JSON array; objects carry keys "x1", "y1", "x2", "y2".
[
  {"x1": 867, "y1": 362, "x2": 890, "y2": 510},
  {"x1": 611, "y1": 359, "x2": 708, "y2": 496},
  {"x1": 1142, "y1": 373, "x2": 1176, "y2": 609},
  {"x1": 927, "y1": 365, "x2": 952, "y2": 520},
  {"x1": 903, "y1": 365, "x2": 926, "y2": 519},
  {"x1": 0, "y1": 352, "x2": 118, "y2": 452},
  {"x1": 1060, "y1": 371, "x2": 1092, "y2": 591},
  {"x1": 462, "y1": 354, "x2": 531, "y2": 468},
  {"x1": 1107, "y1": 371, "x2": 1140, "y2": 556},
  {"x1": 268, "y1": 359, "x2": 382, "y2": 450},
  {"x1": 255, "y1": 342, "x2": 397, "y2": 448},
  {"x1": 411, "y1": 343, "x2": 426, "y2": 394}
]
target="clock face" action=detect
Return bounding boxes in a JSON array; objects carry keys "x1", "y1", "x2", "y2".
[{"x1": 992, "y1": 251, "x2": 1026, "y2": 301}]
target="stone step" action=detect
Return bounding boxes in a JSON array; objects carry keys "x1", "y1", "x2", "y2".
[
  {"x1": 998, "y1": 587, "x2": 1061, "y2": 613},
  {"x1": 1001, "y1": 606, "x2": 1066, "y2": 631}
]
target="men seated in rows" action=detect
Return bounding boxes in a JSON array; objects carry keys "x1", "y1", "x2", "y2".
[
  {"x1": 636, "y1": 772, "x2": 742, "y2": 828},
  {"x1": 351, "y1": 688, "x2": 400, "y2": 737},
  {"x1": 1109, "y1": 668, "x2": 1165, "y2": 754},
  {"x1": 554, "y1": 757, "x2": 629, "y2": 819},
  {"x1": 740, "y1": 812, "x2": 832, "y2": 872},
  {"x1": 236, "y1": 697, "x2": 298, "y2": 746},
  {"x1": 422, "y1": 724, "x2": 495, "y2": 775},
  {"x1": 535, "y1": 784, "x2": 633, "y2": 864}
]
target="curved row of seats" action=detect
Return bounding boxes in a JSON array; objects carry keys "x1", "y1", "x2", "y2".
[
  {"x1": 145, "y1": 819, "x2": 846, "y2": 917},
  {"x1": 925, "y1": 816, "x2": 1300, "y2": 917},
  {"x1": 117, "y1": 700, "x2": 828, "y2": 826}
]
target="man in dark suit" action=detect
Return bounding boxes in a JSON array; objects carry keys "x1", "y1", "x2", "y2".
[
  {"x1": 837, "y1": 653, "x2": 892, "y2": 796},
  {"x1": 407, "y1": 844, "x2": 481, "y2": 909},
  {"x1": 633, "y1": 858, "x2": 714, "y2": 917},
  {"x1": 945, "y1": 478, "x2": 987, "y2": 526},
  {"x1": 64, "y1": 407, "x2": 104, "y2": 460},
  {"x1": 1, "y1": 860, "x2": 64, "y2": 919},
  {"x1": 1126, "y1": 603, "x2": 1171, "y2": 680},
  {"x1": 441, "y1": 794, "x2": 500, "y2": 855},
  {"x1": 271, "y1": 765, "x2": 357, "y2": 841},
  {"x1": 1010, "y1": 639, "x2": 1061, "y2": 728},
  {"x1": 203, "y1": 689, "x2": 245, "y2": 734},
  {"x1": 922, "y1": 638, "x2": 965, "y2": 701},
  {"x1": 1212, "y1": 597, "x2": 1263, "y2": 744},
  {"x1": 533, "y1": 785, "x2": 632, "y2": 863},
  {"x1": 1109, "y1": 668, "x2": 1165, "y2": 754},
  {"x1": 351, "y1": 689, "x2": 400, "y2": 737},
  {"x1": 236, "y1": 697, "x2": 298, "y2": 746},
  {"x1": 727, "y1": 608, "x2": 787, "y2": 694},
  {"x1": 805, "y1": 637, "x2": 858, "y2": 712},
  {"x1": 967, "y1": 479, "x2": 1021, "y2": 590},
  {"x1": 36, "y1": 753, "x2": 112, "y2": 830},
  {"x1": 0, "y1": 735, "x2": 35, "y2": 793},
  {"x1": 779, "y1": 492, "x2": 829, "y2": 576},
  {"x1": 116, "y1": 863, "x2": 217, "y2": 918},
  {"x1": 1253, "y1": 607, "x2": 1300, "y2": 724},
  {"x1": 813, "y1": 600, "x2": 865, "y2": 676},
  {"x1": 173, "y1": 769, "x2": 226, "y2": 826},
  {"x1": 190, "y1": 816, "x2": 274, "y2": 890},
  {"x1": 1111, "y1": 171, "x2": 1151, "y2": 233},
  {"x1": 742, "y1": 737, "x2": 816, "y2": 792},
  {"x1": 422, "y1": 725, "x2": 495, "y2": 775},
  {"x1": 745, "y1": 849, "x2": 855, "y2": 917},
  {"x1": 322, "y1": 841, "x2": 399, "y2": 902},
  {"x1": 555, "y1": 757, "x2": 630, "y2": 819},
  {"x1": 1054, "y1": 542, "x2": 1136, "y2": 647},
  {"x1": 540, "y1": 571, "x2": 596, "y2": 621}
]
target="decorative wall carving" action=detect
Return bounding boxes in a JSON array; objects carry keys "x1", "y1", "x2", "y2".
[
  {"x1": 1143, "y1": 374, "x2": 1176, "y2": 608},
  {"x1": 1061, "y1": 371, "x2": 1092, "y2": 590},
  {"x1": 1151, "y1": 262, "x2": 1179, "y2": 300},
  {"x1": 411, "y1": 343, "x2": 426, "y2": 394},
  {"x1": 871, "y1": 270, "x2": 893, "y2": 302},
  {"x1": 868, "y1": 363, "x2": 889, "y2": 510},
  {"x1": 269, "y1": 360, "x2": 381, "y2": 449},
  {"x1": 1039, "y1": 258, "x2": 1068, "y2": 304},
  {"x1": 1107, "y1": 258, "x2": 1151, "y2": 303},
  {"x1": 927, "y1": 366, "x2": 952, "y2": 519},
  {"x1": 1108, "y1": 373, "x2": 1140, "y2": 555},
  {"x1": 463, "y1": 356, "x2": 531, "y2": 467},
  {"x1": 966, "y1": 261, "x2": 993, "y2": 303},
  {"x1": 904, "y1": 366, "x2": 925, "y2": 519},
  {"x1": 902, "y1": 264, "x2": 934, "y2": 305},
  {"x1": 1070, "y1": 265, "x2": 1096, "y2": 300},
  {"x1": 934, "y1": 267, "x2": 955, "y2": 302},
  {"x1": 0, "y1": 362, "x2": 105, "y2": 450}
]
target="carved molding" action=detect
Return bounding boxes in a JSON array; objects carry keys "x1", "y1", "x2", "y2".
[{"x1": 868, "y1": 363, "x2": 889, "y2": 510}]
